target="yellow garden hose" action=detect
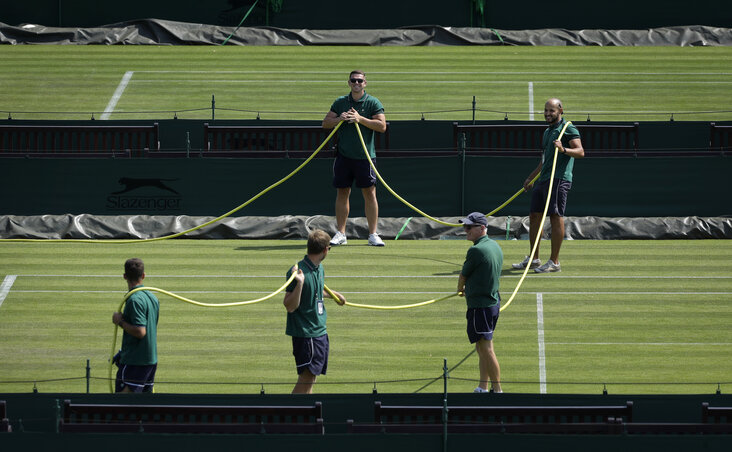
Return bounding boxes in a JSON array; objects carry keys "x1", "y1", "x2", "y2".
[
  {"x1": 355, "y1": 123, "x2": 540, "y2": 224},
  {"x1": 108, "y1": 266, "x2": 299, "y2": 392},
  {"x1": 4, "y1": 122, "x2": 342, "y2": 244},
  {"x1": 324, "y1": 283, "x2": 459, "y2": 310},
  {"x1": 499, "y1": 121, "x2": 572, "y2": 313}
]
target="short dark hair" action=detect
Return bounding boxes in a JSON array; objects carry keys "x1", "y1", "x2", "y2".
[
  {"x1": 307, "y1": 230, "x2": 331, "y2": 255},
  {"x1": 349, "y1": 70, "x2": 365, "y2": 79},
  {"x1": 124, "y1": 258, "x2": 145, "y2": 281}
]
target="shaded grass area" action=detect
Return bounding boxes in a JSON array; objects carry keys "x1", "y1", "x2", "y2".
[{"x1": 0, "y1": 238, "x2": 730, "y2": 394}]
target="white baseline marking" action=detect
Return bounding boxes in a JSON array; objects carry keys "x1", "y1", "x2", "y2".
[
  {"x1": 528, "y1": 82, "x2": 534, "y2": 121},
  {"x1": 14, "y1": 274, "x2": 732, "y2": 279},
  {"x1": 134, "y1": 70, "x2": 732, "y2": 76},
  {"x1": 548, "y1": 342, "x2": 732, "y2": 346},
  {"x1": 0, "y1": 275, "x2": 17, "y2": 308},
  {"x1": 129, "y1": 79, "x2": 732, "y2": 85},
  {"x1": 536, "y1": 293, "x2": 547, "y2": 394},
  {"x1": 101, "y1": 71, "x2": 133, "y2": 120},
  {"x1": 10, "y1": 290, "x2": 732, "y2": 296}
]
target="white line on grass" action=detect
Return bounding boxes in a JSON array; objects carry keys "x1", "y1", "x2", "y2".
[
  {"x1": 13, "y1": 289, "x2": 731, "y2": 296},
  {"x1": 528, "y1": 82, "x2": 534, "y2": 120},
  {"x1": 548, "y1": 342, "x2": 732, "y2": 346},
  {"x1": 536, "y1": 293, "x2": 547, "y2": 394},
  {"x1": 13, "y1": 274, "x2": 732, "y2": 279},
  {"x1": 101, "y1": 71, "x2": 133, "y2": 120},
  {"x1": 129, "y1": 79, "x2": 732, "y2": 85},
  {"x1": 134, "y1": 70, "x2": 732, "y2": 76},
  {"x1": 0, "y1": 275, "x2": 17, "y2": 308}
]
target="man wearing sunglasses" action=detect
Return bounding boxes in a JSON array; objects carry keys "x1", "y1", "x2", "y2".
[
  {"x1": 457, "y1": 212, "x2": 503, "y2": 393},
  {"x1": 322, "y1": 70, "x2": 387, "y2": 247}
]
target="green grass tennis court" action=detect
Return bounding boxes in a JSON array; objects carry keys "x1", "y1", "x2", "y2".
[
  {"x1": 1, "y1": 44, "x2": 730, "y2": 395},
  {"x1": 1, "y1": 238, "x2": 730, "y2": 394},
  {"x1": 1, "y1": 46, "x2": 731, "y2": 121}
]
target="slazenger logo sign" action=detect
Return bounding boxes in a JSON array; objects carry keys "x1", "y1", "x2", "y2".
[{"x1": 106, "y1": 177, "x2": 182, "y2": 211}]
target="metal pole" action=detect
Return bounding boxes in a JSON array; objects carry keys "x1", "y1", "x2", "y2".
[
  {"x1": 54, "y1": 399, "x2": 60, "y2": 433},
  {"x1": 86, "y1": 359, "x2": 90, "y2": 394},
  {"x1": 472, "y1": 96, "x2": 476, "y2": 124},
  {"x1": 212, "y1": 94, "x2": 216, "y2": 121},
  {"x1": 442, "y1": 358, "x2": 449, "y2": 452},
  {"x1": 460, "y1": 132, "x2": 466, "y2": 215}
]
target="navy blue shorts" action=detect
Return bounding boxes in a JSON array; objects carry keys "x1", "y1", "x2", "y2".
[
  {"x1": 466, "y1": 306, "x2": 500, "y2": 344},
  {"x1": 292, "y1": 334, "x2": 329, "y2": 376},
  {"x1": 332, "y1": 153, "x2": 377, "y2": 188},
  {"x1": 530, "y1": 179, "x2": 572, "y2": 216},
  {"x1": 115, "y1": 363, "x2": 157, "y2": 393}
]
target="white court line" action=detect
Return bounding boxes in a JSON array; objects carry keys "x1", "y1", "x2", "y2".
[
  {"x1": 0, "y1": 275, "x2": 17, "y2": 308},
  {"x1": 101, "y1": 71, "x2": 133, "y2": 120},
  {"x1": 528, "y1": 82, "x2": 534, "y2": 121},
  {"x1": 12, "y1": 289, "x2": 731, "y2": 296},
  {"x1": 13, "y1": 274, "x2": 732, "y2": 279},
  {"x1": 129, "y1": 79, "x2": 732, "y2": 85},
  {"x1": 536, "y1": 293, "x2": 547, "y2": 394},
  {"x1": 548, "y1": 342, "x2": 732, "y2": 346},
  {"x1": 134, "y1": 70, "x2": 732, "y2": 76}
]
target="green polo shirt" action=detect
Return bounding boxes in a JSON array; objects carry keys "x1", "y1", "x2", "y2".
[
  {"x1": 285, "y1": 255, "x2": 326, "y2": 338},
  {"x1": 538, "y1": 118, "x2": 581, "y2": 183},
  {"x1": 329, "y1": 93, "x2": 385, "y2": 159},
  {"x1": 120, "y1": 286, "x2": 159, "y2": 365},
  {"x1": 461, "y1": 235, "x2": 503, "y2": 308}
]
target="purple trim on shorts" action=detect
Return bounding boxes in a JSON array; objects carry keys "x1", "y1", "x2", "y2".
[
  {"x1": 292, "y1": 334, "x2": 329, "y2": 376},
  {"x1": 115, "y1": 363, "x2": 157, "y2": 393},
  {"x1": 466, "y1": 306, "x2": 500, "y2": 344}
]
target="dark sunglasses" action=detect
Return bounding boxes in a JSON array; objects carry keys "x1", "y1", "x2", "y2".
[{"x1": 349, "y1": 78, "x2": 365, "y2": 84}]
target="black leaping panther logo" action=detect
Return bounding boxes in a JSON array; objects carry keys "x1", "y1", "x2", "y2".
[{"x1": 113, "y1": 177, "x2": 179, "y2": 195}]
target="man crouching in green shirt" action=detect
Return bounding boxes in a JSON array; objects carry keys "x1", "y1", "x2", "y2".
[
  {"x1": 457, "y1": 212, "x2": 504, "y2": 393},
  {"x1": 284, "y1": 230, "x2": 346, "y2": 394}
]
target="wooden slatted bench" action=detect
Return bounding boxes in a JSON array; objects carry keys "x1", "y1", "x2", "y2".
[
  {"x1": 453, "y1": 122, "x2": 639, "y2": 157},
  {"x1": 59, "y1": 400, "x2": 324, "y2": 434},
  {"x1": 1, "y1": 400, "x2": 11, "y2": 432},
  {"x1": 347, "y1": 401, "x2": 632, "y2": 434},
  {"x1": 0, "y1": 123, "x2": 160, "y2": 158},
  {"x1": 203, "y1": 123, "x2": 389, "y2": 158},
  {"x1": 710, "y1": 122, "x2": 732, "y2": 154},
  {"x1": 702, "y1": 402, "x2": 732, "y2": 424},
  {"x1": 619, "y1": 404, "x2": 732, "y2": 435}
]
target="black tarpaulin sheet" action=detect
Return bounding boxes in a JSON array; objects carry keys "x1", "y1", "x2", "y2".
[
  {"x1": 1, "y1": 215, "x2": 730, "y2": 240},
  {"x1": 1, "y1": 21, "x2": 730, "y2": 46}
]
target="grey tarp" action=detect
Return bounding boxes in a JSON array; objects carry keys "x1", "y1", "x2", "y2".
[
  {"x1": 1, "y1": 21, "x2": 730, "y2": 46},
  {"x1": 1, "y1": 215, "x2": 730, "y2": 240}
]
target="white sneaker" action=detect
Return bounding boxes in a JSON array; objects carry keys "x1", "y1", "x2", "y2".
[
  {"x1": 368, "y1": 233, "x2": 385, "y2": 247},
  {"x1": 330, "y1": 231, "x2": 347, "y2": 246},
  {"x1": 512, "y1": 256, "x2": 541, "y2": 269},
  {"x1": 534, "y1": 259, "x2": 561, "y2": 273},
  {"x1": 473, "y1": 387, "x2": 489, "y2": 393}
]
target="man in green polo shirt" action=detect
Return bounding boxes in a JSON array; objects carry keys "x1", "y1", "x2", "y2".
[
  {"x1": 112, "y1": 258, "x2": 159, "y2": 393},
  {"x1": 284, "y1": 230, "x2": 346, "y2": 394},
  {"x1": 322, "y1": 70, "x2": 387, "y2": 247},
  {"x1": 512, "y1": 98, "x2": 584, "y2": 273},
  {"x1": 457, "y1": 212, "x2": 503, "y2": 393}
]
